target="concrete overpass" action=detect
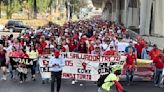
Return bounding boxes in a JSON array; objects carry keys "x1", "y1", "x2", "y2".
[{"x1": 91, "y1": 0, "x2": 164, "y2": 37}]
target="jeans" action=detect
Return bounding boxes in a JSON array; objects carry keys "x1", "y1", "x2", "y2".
[
  {"x1": 31, "y1": 61, "x2": 37, "y2": 76},
  {"x1": 51, "y1": 71, "x2": 62, "y2": 92},
  {"x1": 126, "y1": 68, "x2": 135, "y2": 83},
  {"x1": 154, "y1": 68, "x2": 163, "y2": 85}
]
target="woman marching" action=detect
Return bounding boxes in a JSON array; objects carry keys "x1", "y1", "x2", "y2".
[{"x1": 27, "y1": 45, "x2": 39, "y2": 81}]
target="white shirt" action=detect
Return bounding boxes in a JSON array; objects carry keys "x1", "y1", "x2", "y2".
[
  {"x1": 110, "y1": 39, "x2": 119, "y2": 47},
  {"x1": 63, "y1": 45, "x2": 69, "y2": 52},
  {"x1": 4, "y1": 45, "x2": 13, "y2": 52},
  {"x1": 49, "y1": 56, "x2": 65, "y2": 72},
  {"x1": 100, "y1": 43, "x2": 110, "y2": 51}
]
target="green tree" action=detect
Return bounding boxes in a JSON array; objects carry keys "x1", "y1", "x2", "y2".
[
  {"x1": 23, "y1": 0, "x2": 33, "y2": 19},
  {"x1": 4, "y1": 0, "x2": 21, "y2": 19},
  {"x1": 65, "y1": 0, "x2": 88, "y2": 20}
]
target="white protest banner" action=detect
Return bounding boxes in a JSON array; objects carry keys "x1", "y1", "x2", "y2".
[{"x1": 39, "y1": 52, "x2": 126, "y2": 81}]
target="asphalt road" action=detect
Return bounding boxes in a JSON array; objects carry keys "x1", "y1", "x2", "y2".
[{"x1": 0, "y1": 75, "x2": 163, "y2": 92}]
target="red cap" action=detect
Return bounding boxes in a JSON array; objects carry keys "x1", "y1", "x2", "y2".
[{"x1": 54, "y1": 51, "x2": 60, "y2": 57}]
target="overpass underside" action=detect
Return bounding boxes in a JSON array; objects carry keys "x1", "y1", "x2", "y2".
[{"x1": 92, "y1": 0, "x2": 164, "y2": 36}]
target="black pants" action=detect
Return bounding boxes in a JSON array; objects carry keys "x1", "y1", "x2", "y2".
[
  {"x1": 28, "y1": 59, "x2": 37, "y2": 76},
  {"x1": 19, "y1": 72, "x2": 27, "y2": 81},
  {"x1": 51, "y1": 71, "x2": 62, "y2": 92},
  {"x1": 31, "y1": 61, "x2": 37, "y2": 76}
]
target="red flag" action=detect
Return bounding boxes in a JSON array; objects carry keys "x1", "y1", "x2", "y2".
[{"x1": 114, "y1": 81, "x2": 124, "y2": 92}]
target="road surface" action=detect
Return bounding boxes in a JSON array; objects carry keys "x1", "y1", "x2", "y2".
[{"x1": 0, "y1": 75, "x2": 163, "y2": 92}]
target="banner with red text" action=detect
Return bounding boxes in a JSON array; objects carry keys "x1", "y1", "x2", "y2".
[
  {"x1": 39, "y1": 52, "x2": 126, "y2": 81},
  {"x1": 39, "y1": 52, "x2": 154, "y2": 81}
]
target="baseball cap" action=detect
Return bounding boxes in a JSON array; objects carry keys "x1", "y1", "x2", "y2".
[{"x1": 54, "y1": 51, "x2": 60, "y2": 57}]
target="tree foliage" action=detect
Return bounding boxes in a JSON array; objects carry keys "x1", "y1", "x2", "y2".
[{"x1": 0, "y1": 0, "x2": 89, "y2": 19}]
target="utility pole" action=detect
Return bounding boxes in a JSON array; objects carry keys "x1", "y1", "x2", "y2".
[{"x1": 33, "y1": 0, "x2": 37, "y2": 19}]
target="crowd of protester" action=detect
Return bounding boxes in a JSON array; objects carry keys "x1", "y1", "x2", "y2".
[{"x1": 0, "y1": 19, "x2": 163, "y2": 88}]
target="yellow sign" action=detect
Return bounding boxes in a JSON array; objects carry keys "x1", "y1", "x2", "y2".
[{"x1": 137, "y1": 59, "x2": 153, "y2": 67}]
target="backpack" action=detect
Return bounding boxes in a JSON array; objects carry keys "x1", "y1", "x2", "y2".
[{"x1": 97, "y1": 74, "x2": 109, "y2": 87}]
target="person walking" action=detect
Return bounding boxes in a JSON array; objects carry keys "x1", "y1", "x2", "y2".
[
  {"x1": 124, "y1": 48, "x2": 137, "y2": 85},
  {"x1": 153, "y1": 54, "x2": 164, "y2": 87},
  {"x1": 49, "y1": 51, "x2": 65, "y2": 92},
  {"x1": 98, "y1": 65, "x2": 126, "y2": 92},
  {"x1": 27, "y1": 45, "x2": 39, "y2": 81},
  {"x1": 141, "y1": 42, "x2": 150, "y2": 59}
]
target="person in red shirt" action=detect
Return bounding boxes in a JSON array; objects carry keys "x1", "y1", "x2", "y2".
[
  {"x1": 135, "y1": 40, "x2": 145, "y2": 59},
  {"x1": 104, "y1": 45, "x2": 117, "y2": 57},
  {"x1": 124, "y1": 48, "x2": 137, "y2": 85},
  {"x1": 153, "y1": 54, "x2": 164, "y2": 86},
  {"x1": 36, "y1": 43, "x2": 44, "y2": 55},
  {"x1": 68, "y1": 42, "x2": 77, "y2": 52},
  {"x1": 39, "y1": 36, "x2": 47, "y2": 54},
  {"x1": 77, "y1": 41, "x2": 87, "y2": 53},
  {"x1": 18, "y1": 49, "x2": 29, "y2": 58},
  {"x1": 149, "y1": 44, "x2": 161, "y2": 60}
]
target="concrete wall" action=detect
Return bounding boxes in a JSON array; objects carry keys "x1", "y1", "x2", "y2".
[{"x1": 154, "y1": 0, "x2": 164, "y2": 36}]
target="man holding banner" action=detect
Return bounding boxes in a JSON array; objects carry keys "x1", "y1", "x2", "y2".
[{"x1": 49, "y1": 51, "x2": 65, "y2": 92}]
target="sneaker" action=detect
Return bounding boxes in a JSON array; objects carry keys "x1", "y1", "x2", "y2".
[
  {"x1": 72, "y1": 81, "x2": 75, "y2": 85},
  {"x1": 11, "y1": 75, "x2": 16, "y2": 79},
  {"x1": 7, "y1": 69, "x2": 10, "y2": 73},
  {"x1": 42, "y1": 80, "x2": 45, "y2": 84},
  {"x1": 4, "y1": 77, "x2": 7, "y2": 81},
  {"x1": 80, "y1": 84, "x2": 83, "y2": 86},
  {"x1": 1, "y1": 77, "x2": 7, "y2": 80},
  {"x1": 32, "y1": 77, "x2": 36, "y2": 81}
]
